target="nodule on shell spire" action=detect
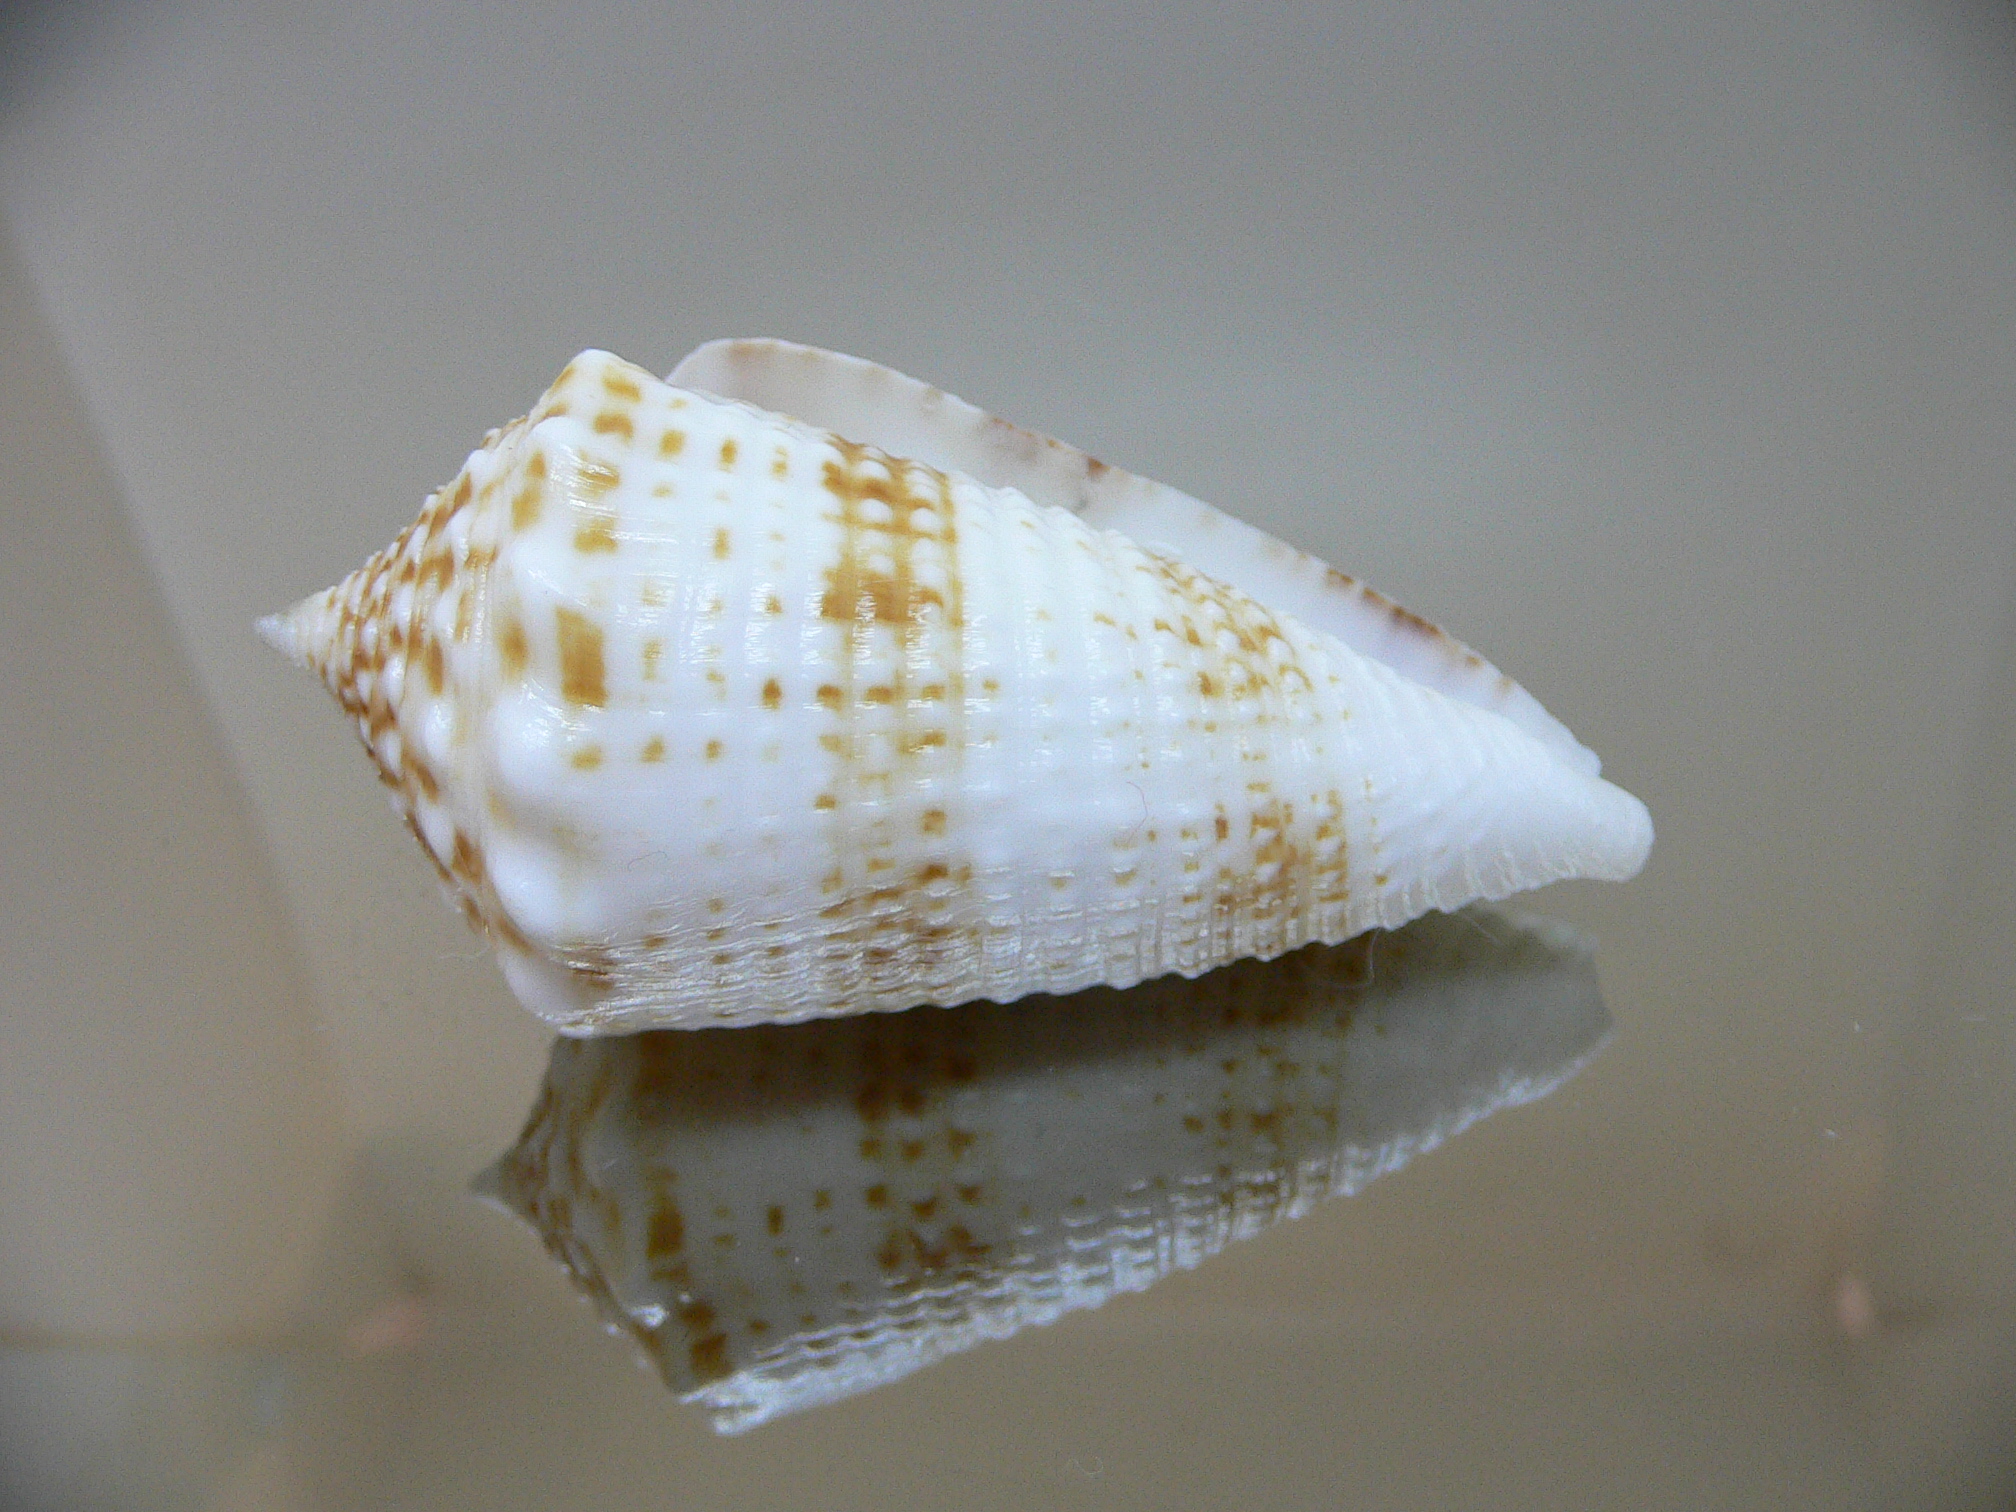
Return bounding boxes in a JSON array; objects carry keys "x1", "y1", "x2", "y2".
[{"x1": 268, "y1": 345, "x2": 1652, "y2": 1034}]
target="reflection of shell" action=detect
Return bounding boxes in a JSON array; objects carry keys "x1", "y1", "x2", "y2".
[
  {"x1": 478, "y1": 907, "x2": 1610, "y2": 1433},
  {"x1": 265, "y1": 345, "x2": 1651, "y2": 1032}
]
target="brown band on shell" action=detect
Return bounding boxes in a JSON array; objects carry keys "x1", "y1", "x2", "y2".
[{"x1": 809, "y1": 440, "x2": 976, "y2": 994}]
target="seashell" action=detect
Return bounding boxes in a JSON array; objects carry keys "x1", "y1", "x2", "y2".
[
  {"x1": 477, "y1": 906, "x2": 1612, "y2": 1432},
  {"x1": 264, "y1": 344, "x2": 1651, "y2": 1032}
]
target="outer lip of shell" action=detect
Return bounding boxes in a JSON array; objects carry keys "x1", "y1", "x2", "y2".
[{"x1": 669, "y1": 337, "x2": 1605, "y2": 776}]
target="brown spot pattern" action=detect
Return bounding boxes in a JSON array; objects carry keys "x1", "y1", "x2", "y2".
[
  {"x1": 809, "y1": 440, "x2": 976, "y2": 995},
  {"x1": 555, "y1": 607, "x2": 607, "y2": 706},
  {"x1": 573, "y1": 499, "x2": 618, "y2": 553},
  {"x1": 817, "y1": 442, "x2": 959, "y2": 629},
  {"x1": 512, "y1": 451, "x2": 546, "y2": 529},
  {"x1": 498, "y1": 615, "x2": 528, "y2": 680},
  {"x1": 292, "y1": 396, "x2": 572, "y2": 955},
  {"x1": 1138, "y1": 550, "x2": 1348, "y2": 956},
  {"x1": 480, "y1": 931, "x2": 1414, "y2": 1417}
]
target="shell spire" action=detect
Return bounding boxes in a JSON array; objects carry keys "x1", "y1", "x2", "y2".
[
  {"x1": 264, "y1": 528, "x2": 432, "y2": 787},
  {"x1": 258, "y1": 571, "x2": 365, "y2": 683},
  {"x1": 266, "y1": 346, "x2": 1652, "y2": 1034}
]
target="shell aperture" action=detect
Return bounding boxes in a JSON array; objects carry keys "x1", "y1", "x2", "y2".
[
  {"x1": 477, "y1": 907, "x2": 1612, "y2": 1433},
  {"x1": 264, "y1": 347, "x2": 1652, "y2": 1033}
]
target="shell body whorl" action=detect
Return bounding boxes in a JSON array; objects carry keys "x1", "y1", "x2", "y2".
[{"x1": 269, "y1": 349, "x2": 1652, "y2": 1032}]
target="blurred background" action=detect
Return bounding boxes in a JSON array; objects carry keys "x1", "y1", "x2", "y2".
[{"x1": 1, "y1": 0, "x2": 2013, "y2": 1506}]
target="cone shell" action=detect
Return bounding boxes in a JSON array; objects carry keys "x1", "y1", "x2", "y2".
[
  {"x1": 268, "y1": 349, "x2": 1651, "y2": 1032},
  {"x1": 479, "y1": 907, "x2": 1611, "y2": 1432}
]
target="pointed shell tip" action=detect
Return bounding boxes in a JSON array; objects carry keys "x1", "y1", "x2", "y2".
[{"x1": 257, "y1": 610, "x2": 305, "y2": 666}]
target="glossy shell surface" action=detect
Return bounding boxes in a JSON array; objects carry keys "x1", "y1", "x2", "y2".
[{"x1": 267, "y1": 348, "x2": 1652, "y2": 1031}]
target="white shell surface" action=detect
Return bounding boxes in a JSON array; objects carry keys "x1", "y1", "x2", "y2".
[
  {"x1": 480, "y1": 907, "x2": 1612, "y2": 1433},
  {"x1": 267, "y1": 349, "x2": 1651, "y2": 1032}
]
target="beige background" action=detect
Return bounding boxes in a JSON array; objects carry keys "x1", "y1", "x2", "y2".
[{"x1": 2, "y1": 0, "x2": 2013, "y2": 1506}]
